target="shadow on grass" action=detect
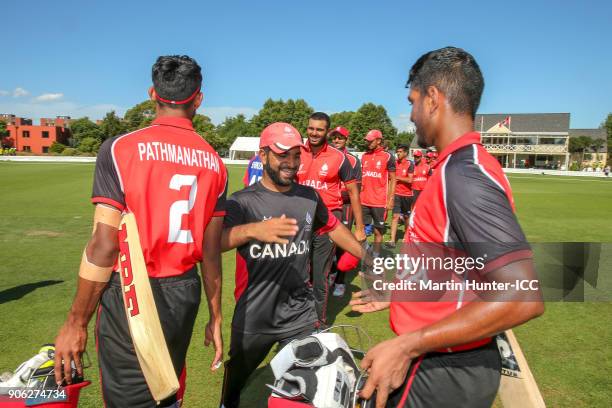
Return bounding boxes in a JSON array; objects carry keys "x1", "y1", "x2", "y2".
[
  {"x1": 326, "y1": 269, "x2": 360, "y2": 326},
  {"x1": 0, "y1": 280, "x2": 63, "y2": 304},
  {"x1": 240, "y1": 364, "x2": 275, "y2": 407}
]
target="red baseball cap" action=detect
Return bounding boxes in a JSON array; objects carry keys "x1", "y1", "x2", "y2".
[
  {"x1": 259, "y1": 122, "x2": 303, "y2": 154},
  {"x1": 426, "y1": 152, "x2": 434, "y2": 158},
  {"x1": 365, "y1": 129, "x2": 383, "y2": 141},
  {"x1": 328, "y1": 126, "x2": 350, "y2": 138},
  {"x1": 413, "y1": 150, "x2": 423, "y2": 157}
]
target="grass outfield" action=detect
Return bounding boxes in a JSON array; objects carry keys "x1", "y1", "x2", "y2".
[{"x1": 0, "y1": 162, "x2": 610, "y2": 407}]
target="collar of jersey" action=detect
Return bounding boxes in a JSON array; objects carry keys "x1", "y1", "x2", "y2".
[
  {"x1": 433, "y1": 131, "x2": 481, "y2": 169},
  {"x1": 152, "y1": 116, "x2": 195, "y2": 131},
  {"x1": 367, "y1": 147, "x2": 385, "y2": 155},
  {"x1": 304, "y1": 140, "x2": 328, "y2": 156}
]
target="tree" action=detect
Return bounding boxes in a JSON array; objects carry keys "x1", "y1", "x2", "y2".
[
  {"x1": 330, "y1": 111, "x2": 355, "y2": 130},
  {"x1": 192, "y1": 113, "x2": 224, "y2": 151},
  {"x1": 603, "y1": 113, "x2": 612, "y2": 165},
  {"x1": 68, "y1": 117, "x2": 102, "y2": 146},
  {"x1": 0, "y1": 120, "x2": 7, "y2": 138},
  {"x1": 569, "y1": 136, "x2": 594, "y2": 166},
  {"x1": 395, "y1": 131, "x2": 415, "y2": 148},
  {"x1": 49, "y1": 141, "x2": 66, "y2": 154},
  {"x1": 215, "y1": 114, "x2": 256, "y2": 151},
  {"x1": 250, "y1": 98, "x2": 314, "y2": 136},
  {"x1": 99, "y1": 111, "x2": 126, "y2": 141},
  {"x1": 124, "y1": 100, "x2": 156, "y2": 132},
  {"x1": 349, "y1": 103, "x2": 398, "y2": 150},
  {"x1": 77, "y1": 137, "x2": 102, "y2": 154}
]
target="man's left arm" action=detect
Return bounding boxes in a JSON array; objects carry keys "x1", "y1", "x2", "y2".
[
  {"x1": 340, "y1": 155, "x2": 365, "y2": 241},
  {"x1": 201, "y1": 216, "x2": 224, "y2": 371},
  {"x1": 386, "y1": 153, "x2": 396, "y2": 211}
]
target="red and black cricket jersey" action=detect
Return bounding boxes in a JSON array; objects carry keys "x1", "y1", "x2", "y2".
[
  {"x1": 91, "y1": 116, "x2": 228, "y2": 278},
  {"x1": 297, "y1": 142, "x2": 356, "y2": 211},
  {"x1": 360, "y1": 147, "x2": 396, "y2": 207},
  {"x1": 391, "y1": 132, "x2": 531, "y2": 335},
  {"x1": 224, "y1": 182, "x2": 338, "y2": 334},
  {"x1": 395, "y1": 158, "x2": 415, "y2": 197},
  {"x1": 411, "y1": 160, "x2": 430, "y2": 191},
  {"x1": 339, "y1": 148, "x2": 361, "y2": 204}
]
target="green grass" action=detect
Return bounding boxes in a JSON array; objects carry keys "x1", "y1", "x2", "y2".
[{"x1": 0, "y1": 163, "x2": 610, "y2": 407}]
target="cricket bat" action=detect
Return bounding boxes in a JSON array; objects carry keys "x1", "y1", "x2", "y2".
[
  {"x1": 118, "y1": 212, "x2": 179, "y2": 402},
  {"x1": 497, "y1": 330, "x2": 546, "y2": 408}
]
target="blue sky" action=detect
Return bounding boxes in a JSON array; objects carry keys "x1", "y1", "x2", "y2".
[{"x1": 1, "y1": 0, "x2": 611, "y2": 130}]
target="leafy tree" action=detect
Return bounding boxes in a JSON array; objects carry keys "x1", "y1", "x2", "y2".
[
  {"x1": 603, "y1": 113, "x2": 612, "y2": 165},
  {"x1": 124, "y1": 100, "x2": 156, "y2": 131},
  {"x1": 77, "y1": 137, "x2": 102, "y2": 154},
  {"x1": 192, "y1": 113, "x2": 223, "y2": 151},
  {"x1": 330, "y1": 111, "x2": 355, "y2": 130},
  {"x1": 99, "y1": 111, "x2": 126, "y2": 141},
  {"x1": 49, "y1": 142, "x2": 66, "y2": 154},
  {"x1": 349, "y1": 103, "x2": 398, "y2": 150},
  {"x1": 250, "y1": 98, "x2": 314, "y2": 136},
  {"x1": 569, "y1": 136, "x2": 594, "y2": 165},
  {"x1": 215, "y1": 114, "x2": 256, "y2": 151},
  {"x1": 0, "y1": 120, "x2": 7, "y2": 138},
  {"x1": 395, "y1": 131, "x2": 415, "y2": 148},
  {"x1": 68, "y1": 117, "x2": 103, "y2": 147}
]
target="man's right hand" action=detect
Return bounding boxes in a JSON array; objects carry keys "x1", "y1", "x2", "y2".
[
  {"x1": 54, "y1": 320, "x2": 87, "y2": 385},
  {"x1": 250, "y1": 215, "x2": 298, "y2": 244},
  {"x1": 350, "y1": 290, "x2": 390, "y2": 313}
]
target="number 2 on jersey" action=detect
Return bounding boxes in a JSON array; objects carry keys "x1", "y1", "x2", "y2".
[{"x1": 168, "y1": 174, "x2": 198, "y2": 244}]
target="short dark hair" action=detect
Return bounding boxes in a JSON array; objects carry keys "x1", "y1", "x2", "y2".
[
  {"x1": 397, "y1": 144, "x2": 409, "y2": 151},
  {"x1": 309, "y1": 112, "x2": 330, "y2": 129},
  {"x1": 406, "y1": 47, "x2": 483, "y2": 119},
  {"x1": 152, "y1": 55, "x2": 202, "y2": 109}
]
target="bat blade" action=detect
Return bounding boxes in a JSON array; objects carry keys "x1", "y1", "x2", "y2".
[
  {"x1": 497, "y1": 330, "x2": 546, "y2": 408},
  {"x1": 118, "y1": 213, "x2": 179, "y2": 402}
]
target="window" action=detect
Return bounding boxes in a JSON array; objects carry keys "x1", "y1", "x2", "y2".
[
  {"x1": 42, "y1": 131, "x2": 49, "y2": 138},
  {"x1": 23, "y1": 130, "x2": 30, "y2": 138},
  {"x1": 23, "y1": 146, "x2": 31, "y2": 152},
  {"x1": 42, "y1": 146, "x2": 49, "y2": 153}
]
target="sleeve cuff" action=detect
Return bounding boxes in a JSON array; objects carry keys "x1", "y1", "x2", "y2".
[
  {"x1": 91, "y1": 197, "x2": 125, "y2": 212},
  {"x1": 482, "y1": 249, "x2": 533, "y2": 274},
  {"x1": 344, "y1": 179, "x2": 357, "y2": 185},
  {"x1": 213, "y1": 210, "x2": 226, "y2": 217},
  {"x1": 316, "y1": 211, "x2": 339, "y2": 235}
]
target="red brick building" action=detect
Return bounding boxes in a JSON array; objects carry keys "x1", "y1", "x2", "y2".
[{"x1": 1, "y1": 114, "x2": 72, "y2": 154}]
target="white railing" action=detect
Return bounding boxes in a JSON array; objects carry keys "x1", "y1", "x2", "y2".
[
  {"x1": 484, "y1": 144, "x2": 567, "y2": 154},
  {"x1": 2, "y1": 156, "x2": 608, "y2": 178}
]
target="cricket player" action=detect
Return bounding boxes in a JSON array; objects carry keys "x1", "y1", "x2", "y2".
[
  {"x1": 351, "y1": 47, "x2": 544, "y2": 407},
  {"x1": 296, "y1": 112, "x2": 365, "y2": 325},
  {"x1": 243, "y1": 154, "x2": 263, "y2": 186},
  {"x1": 219, "y1": 122, "x2": 364, "y2": 407},
  {"x1": 410, "y1": 150, "x2": 429, "y2": 206},
  {"x1": 329, "y1": 126, "x2": 362, "y2": 296},
  {"x1": 360, "y1": 129, "x2": 396, "y2": 254},
  {"x1": 388, "y1": 144, "x2": 414, "y2": 247},
  {"x1": 53, "y1": 55, "x2": 227, "y2": 407}
]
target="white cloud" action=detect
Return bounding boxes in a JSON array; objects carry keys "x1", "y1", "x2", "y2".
[
  {"x1": 13, "y1": 87, "x2": 29, "y2": 98},
  {"x1": 0, "y1": 90, "x2": 9, "y2": 96},
  {"x1": 0, "y1": 100, "x2": 123, "y2": 122},
  {"x1": 393, "y1": 113, "x2": 415, "y2": 133},
  {"x1": 200, "y1": 106, "x2": 258, "y2": 125},
  {"x1": 33, "y1": 93, "x2": 64, "y2": 102}
]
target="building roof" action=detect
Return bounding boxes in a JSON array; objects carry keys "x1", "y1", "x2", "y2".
[
  {"x1": 569, "y1": 128, "x2": 608, "y2": 153},
  {"x1": 475, "y1": 113, "x2": 570, "y2": 133}
]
